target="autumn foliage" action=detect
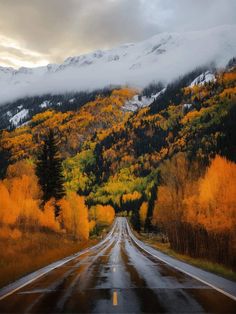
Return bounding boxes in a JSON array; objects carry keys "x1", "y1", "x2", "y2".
[
  {"x1": 0, "y1": 66, "x2": 236, "y2": 271},
  {"x1": 185, "y1": 156, "x2": 236, "y2": 232},
  {"x1": 58, "y1": 193, "x2": 89, "y2": 240},
  {"x1": 89, "y1": 205, "x2": 115, "y2": 228},
  {"x1": 152, "y1": 154, "x2": 236, "y2": 268},
  {"x1": 0, "y1": 88, "x2": 135, "y2": 163},
  {"x1": 0, "y1": 160, "x2": 91, "y2": 240},
  {"x1": 139, "y1": 202, "x2": 148, "y2": 228},
  {"x1": 0, "y1": 160, "x2": 58, "y2": 231}
]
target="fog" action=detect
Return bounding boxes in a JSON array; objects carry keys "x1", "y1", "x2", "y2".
[{"x1": 0, "y1": 24, "x2": 235, "y2": 105}]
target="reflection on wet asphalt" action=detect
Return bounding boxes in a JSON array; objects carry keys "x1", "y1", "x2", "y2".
[{"x1": 0, "y1": 218, "x2": 235, "y2": 313}]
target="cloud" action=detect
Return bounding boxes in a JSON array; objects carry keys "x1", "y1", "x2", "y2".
[
  {"x1": 0, "y1": 0, "x2": 235, "y2": 69},
  {"x1": 0, "y1": 24, "x2": 235, "y2": 105},
  {"x1": 155, "y1": 0, "x2": 236, "y2": 31},
  {"x1": 0, "y1": 0, "x2": 159, "y2": 66}
]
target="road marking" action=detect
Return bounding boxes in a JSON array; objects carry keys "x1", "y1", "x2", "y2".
[
  {"x1": 113, "y1": 291, "x2": 118, "y2": 306},
  {"x1": 113, "y1": 267, "x2": 116, "y2": 272},
  {"x1": 126, "y1": 222, "x2": 236, "y2": 302}
]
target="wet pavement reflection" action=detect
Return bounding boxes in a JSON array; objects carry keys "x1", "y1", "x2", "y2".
[{"x1": 0, "y1": 218, "x2": 235, "y2": 313}]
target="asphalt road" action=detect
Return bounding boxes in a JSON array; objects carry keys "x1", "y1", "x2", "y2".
[{"x1": 0, "y1": 218, "x2": 235, "y2": 313}]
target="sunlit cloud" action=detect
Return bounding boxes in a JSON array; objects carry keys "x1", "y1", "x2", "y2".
[
  {"x1": 0, "y1": 0, "x2": 235, "y2": 68},
  {"x1": 0, "y1": 35, "x2": 50, "y2": 68}
]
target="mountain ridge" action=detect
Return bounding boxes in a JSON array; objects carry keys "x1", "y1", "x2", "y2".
[{"x1": 0, "y1": 24, "x2": 235, "y2": 105}]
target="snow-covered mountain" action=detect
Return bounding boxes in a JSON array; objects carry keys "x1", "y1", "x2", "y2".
[{"x1": 0, "y1": 25, "x2": 235, "y2": 105}]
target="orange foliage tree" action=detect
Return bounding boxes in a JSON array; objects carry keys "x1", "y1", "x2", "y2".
[
  {"x1": 58, "y1": 192, "x2": 89, "y2": 240},
  {"x1": 89, "y1": 205, "x2": 115, "y2": 227},
  {"x1": 185, "y1": 156, "x2": 236, "y2": 232},
  {"x1": 0, "y1": 160, "x2": 59, "y2": 232},
  {"x1": 152, "y1": 154, "x2": 236, "y2": 268},
  {"x1": 139, "y1": 202, "x2": 148, "y2": 228}
]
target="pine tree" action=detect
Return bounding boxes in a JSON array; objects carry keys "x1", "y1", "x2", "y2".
[{"x1": 36, "y1": 129, "x2": 65, "y2": 215}]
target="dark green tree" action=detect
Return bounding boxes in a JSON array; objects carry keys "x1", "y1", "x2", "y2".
[
  {"x1": 0, "y1": 147, "x2": 10, "y2": 179},
  {"x1": 36, "y1": 129, "x2": 65, "y2": 215}
]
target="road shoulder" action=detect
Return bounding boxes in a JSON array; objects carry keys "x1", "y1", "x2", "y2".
[{"x1": 127, "y1": 222, "x2": 236, "y2": 301}]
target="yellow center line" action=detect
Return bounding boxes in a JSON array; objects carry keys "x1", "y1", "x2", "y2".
[{"x1": 113, "y1": 291, "x2": 118, "y2": 306}]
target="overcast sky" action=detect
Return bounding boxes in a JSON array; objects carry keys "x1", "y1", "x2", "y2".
[{"x1": 0, "y1": 0, "x2": 235, "y2": 68}]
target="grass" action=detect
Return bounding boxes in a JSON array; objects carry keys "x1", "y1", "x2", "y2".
[
  {"x1": 0, "y1": 229, "x2": 98, "y2": 289},
  {"x1": 138, "y1": 232, "x2": 236, "y2": 282}
]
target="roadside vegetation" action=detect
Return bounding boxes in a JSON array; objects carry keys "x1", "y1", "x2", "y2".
[
  {"x1": 0, "y1": 230, "x2": 97, "y2": 288},
  {"x1": 139, "y1": 233, "x2": 236, "y2": 282},
  {"x1": 152, "y1": 154, "x2": 236, "y2": 269},
  {"x1": 0, "y1": 155, "x2": 114, "y2": 288}
]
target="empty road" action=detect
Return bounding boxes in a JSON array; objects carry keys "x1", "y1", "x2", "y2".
[{"x1": 0, "y1": 218, "x2": 235, "y2": 313}]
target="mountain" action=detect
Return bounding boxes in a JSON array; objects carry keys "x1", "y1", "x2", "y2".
[
  {"x1": 1, "y1": 64, "x2": 235, "y2": 190},
  {"x1": 0, "y1": 25, "x2": 235, "y2": 105},
  {"x1": 0, "y1": 88, "x2": 114, "y2": 130},
  {"x1": 0, "y1": 65, "x2": 228, "y2": 130}
]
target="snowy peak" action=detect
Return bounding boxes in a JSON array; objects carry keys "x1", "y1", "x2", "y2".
[{"x1": 0, "y1": 25, "x2": 236, "y2": 105}]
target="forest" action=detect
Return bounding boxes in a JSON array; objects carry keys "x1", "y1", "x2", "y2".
[{"x1": 0, "y1": 62, "x2": 235, "y2": 283}]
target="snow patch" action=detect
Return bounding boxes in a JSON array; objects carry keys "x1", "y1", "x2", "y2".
[
  {"x1": 123, "y1": 88, "x2": 167, "y2": 112},
  {"x1": 123, "y1": 95, "x2": 152, "y2": 112},
  {"x1": 183, "y1": 104, "x2": 193, "y2": 110},
  {"x1": 152, "y1": 88, "x2": 166, "y2": 100},
  {"x1": 6, "y1": 111, "x2": 12, "y2": 117},
  {"x1": 190, "y1": 71, "x2": 216, "y2": 87},
  {"x1": 39, "y1": 100, "x2": 51, "y2": 108},
  {"x1": 9, "y1": 109, "x2": 29, "y2": 126}
]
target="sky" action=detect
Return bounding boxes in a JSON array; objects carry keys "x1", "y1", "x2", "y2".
[{"x1": 0, "y1": 0, "x2": 235, "y2": 69}]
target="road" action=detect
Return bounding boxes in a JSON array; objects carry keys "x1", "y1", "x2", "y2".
[{"x1": 0, "y1": 218, "x2": 235, "y2": 313}]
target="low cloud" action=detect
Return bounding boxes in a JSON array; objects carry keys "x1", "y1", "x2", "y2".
[{"x1": 0, "y1": 24, "x2": 235, "y2": 105}]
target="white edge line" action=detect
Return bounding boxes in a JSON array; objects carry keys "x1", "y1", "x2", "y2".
[
  {"x1": 126, "y1": 221, "x2": 236, "y2": 302},
  {"x1": 0, "y1": 220, "x2": 118, "y2": 301},
  {"x1": 0, "y1": 254, "x2": 83, "y2": 301}
]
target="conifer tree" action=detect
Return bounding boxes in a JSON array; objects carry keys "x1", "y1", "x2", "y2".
[{"x1": 36, "y1": 129, "x2": 65, "y2": 215}]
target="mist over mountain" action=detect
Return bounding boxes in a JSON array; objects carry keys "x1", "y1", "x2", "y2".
[{"x1": 0, "y1": 25, "x2": 235, "y2": 105}]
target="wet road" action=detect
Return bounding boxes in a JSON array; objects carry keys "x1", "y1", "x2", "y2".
[{"x1": 0, "y1": 218, "x2": 235, "y2": 313}]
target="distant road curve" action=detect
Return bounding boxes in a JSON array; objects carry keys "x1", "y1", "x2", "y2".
[{"x1": 0, "y1": 218, "x2": 235, "y2": 313}]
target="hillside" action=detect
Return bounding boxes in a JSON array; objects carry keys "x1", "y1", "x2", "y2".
[
  {"x1": 1, "y1": 65, "x2": 236, "y2": 193},
  {"x1": 0, "y1": 88, "x2": 135, "y2": 164},
  {"x1": 85, "y1": 65, "x2": 236, "y2": 203}
]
